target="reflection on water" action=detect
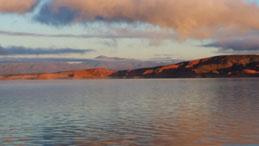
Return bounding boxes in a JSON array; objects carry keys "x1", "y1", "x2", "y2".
[{"x1": 0, "y1": 79, "x2": 258, "y2": 146}]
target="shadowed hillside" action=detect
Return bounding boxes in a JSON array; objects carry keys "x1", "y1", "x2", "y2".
[{"x1": 113, "y1": 55, "x2": 259, "y2": 78}]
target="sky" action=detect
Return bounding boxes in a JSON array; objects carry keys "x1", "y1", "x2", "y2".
[{"x1": 0, "y1": 0, "x2": 259, "y2": 60}]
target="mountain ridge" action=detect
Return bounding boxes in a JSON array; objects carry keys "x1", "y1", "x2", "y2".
[{"x1": 0, "y1": 55, "x2": 258, "y2": 80}]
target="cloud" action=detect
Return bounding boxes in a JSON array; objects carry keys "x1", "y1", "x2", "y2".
[
  {"x1": 33, "y1": 0, "x2": 259, "y2": 39},
  {"x1": 0, "y1": 29, "x2": 175, "y2": 39},
  {"x1": 0, "y1": 0, "x2": 37, "y2": 13},
  {"x1": 0, "y1": 46, "x2": 95, "y2": 56},
  {"x1": 203, "y1": 35, "x2": 259, "y2": 52},
  {"x1": 35, "y1": 1, "x2": 79, "y2": 25}
]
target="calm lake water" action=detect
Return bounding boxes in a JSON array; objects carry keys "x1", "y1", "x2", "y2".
[{"x1": 0, "y1": 79, "x2": 258, "y2": 146}]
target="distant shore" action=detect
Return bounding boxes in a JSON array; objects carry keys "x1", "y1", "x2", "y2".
[{"x1": 0, "y1": 55, "x2": 258, "y2": 80}]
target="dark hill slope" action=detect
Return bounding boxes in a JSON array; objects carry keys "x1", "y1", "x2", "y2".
[{"x1": 113, "y1": 55, "x2": 259, "y2": 78}]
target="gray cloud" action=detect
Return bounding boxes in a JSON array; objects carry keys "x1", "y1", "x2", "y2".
[
  {"x1": 0, "y1": 46, "x2": 95, "y2": 56},
  {"x1": 34, "y1": 1, "x2": 79, "y2": 26},
  {"x1": 203, "y1": 35, "x2": 259, "y2": 53},
  {"x1": 0, "y1": 29, "x2": 175, "y2": 39}
]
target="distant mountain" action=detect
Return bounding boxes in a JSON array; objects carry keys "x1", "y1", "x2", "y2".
[
  {"x1": 94, "y1": 55, "x2": 127, "y2": 61},
  {"x1": 0, "y1": 55, "x2": 258, "y2": 80},
  {"x1": 114, "y1": 55, "x2": 259, "y2": 78},
  {"x1": 0, "y1": 57, "x2": 179, "y2": 75}
]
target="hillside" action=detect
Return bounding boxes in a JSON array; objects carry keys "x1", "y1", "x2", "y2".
[
  {"x1": 113, "y1": 55, "x2": 259, "y2": 78},
  {"x1": 0, "y1": 55, "x2": 258, "y2": 80},
  {"x1": 0, "y1": 68, "x2": 114, "y2": 80}
]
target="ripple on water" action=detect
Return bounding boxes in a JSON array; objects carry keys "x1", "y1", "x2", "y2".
[{"x1": 0, "y1": 79, "x2": 258, "y2": 146}]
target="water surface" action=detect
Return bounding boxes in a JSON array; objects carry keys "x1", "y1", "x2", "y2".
[{"x1": 0, "y1": 79, "x2": 258, "y2": 146}]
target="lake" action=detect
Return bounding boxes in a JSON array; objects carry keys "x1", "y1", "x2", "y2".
[{"x1": 0, "y1": 79, "x2": 258, "y2": 146}]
